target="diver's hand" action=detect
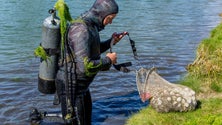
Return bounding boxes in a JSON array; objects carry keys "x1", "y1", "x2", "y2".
[
  {"x1": 106, "y1": 52, "x2": 117, "y2": 64},
  {"x1": 112, "y1": 31, "x2": 128, "y2": 44}
]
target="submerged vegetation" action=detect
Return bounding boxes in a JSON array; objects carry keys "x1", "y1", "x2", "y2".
[{"x1": 126, "y1": 21, "x2": 222, "y2": 125}]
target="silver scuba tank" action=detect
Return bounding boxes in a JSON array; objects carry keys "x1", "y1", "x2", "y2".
[{"x1": 38, "y1": 9, "x2": 61, "y2": 94}]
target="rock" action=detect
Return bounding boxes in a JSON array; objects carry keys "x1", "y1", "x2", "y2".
[{"x1": 136, "y1": 68, "x2": 197, "y2": 112}]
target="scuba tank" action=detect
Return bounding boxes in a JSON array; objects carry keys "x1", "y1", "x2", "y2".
[{"x1": 38, "y1": 9, "x2": 61, "y2": 94}]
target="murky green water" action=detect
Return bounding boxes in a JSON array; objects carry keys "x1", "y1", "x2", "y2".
[{"x1": 0, "y1": 0, "x2": 222, "y2": 125}]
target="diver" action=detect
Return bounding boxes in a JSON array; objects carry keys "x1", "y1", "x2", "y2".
[{"x1": 55, "y1": 0, "x2": 128, "y2": 124}]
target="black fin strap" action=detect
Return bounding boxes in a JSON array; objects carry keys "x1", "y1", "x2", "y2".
[{"x1": 127, "y1": 34, "x2": 138, "y2": 60}]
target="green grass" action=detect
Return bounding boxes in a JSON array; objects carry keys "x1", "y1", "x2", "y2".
[
  {"x1": 186, "y1": 22, "x2": 222, "y2": 93},
  {"x1": 179, "y1": 75, "x2": 202, "y2": 93},
  {"x1": 126, "y1": 98, "x2": 222, "y2": 125},
  {"x1": 179, "y1": 74, "x2": 222, "y2": 93}
]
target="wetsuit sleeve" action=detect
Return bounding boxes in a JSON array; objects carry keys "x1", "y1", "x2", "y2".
[
  {"x1": 100, "y1": 38, "x2": 112, "y2": 53},
  {"x1": 84, "y1": 44, "x2": 112, "y2": 76},
  {"x1": 68, "y1": 24, "x2": 112, "y2": 77}
]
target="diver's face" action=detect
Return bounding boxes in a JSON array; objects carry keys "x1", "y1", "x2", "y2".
[{"x1": 103, "y1": 14, "x2": 117, "y2": 26}]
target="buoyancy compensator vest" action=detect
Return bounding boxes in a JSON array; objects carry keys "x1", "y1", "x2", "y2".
[{"x1": 38, "y1": 9, "x2": 61, "y2": 94}]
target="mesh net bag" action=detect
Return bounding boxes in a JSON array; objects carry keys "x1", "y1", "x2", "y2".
[{"x1": 136, "y1": 67, "x2": 197, "y2": 112}]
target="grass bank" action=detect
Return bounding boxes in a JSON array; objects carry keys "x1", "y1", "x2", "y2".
[
  {"x1": 126, "y1": 22, "x2": 222, "y2": 125},
  {"x1": 126, "y1": 98, "x2": 222, "y2": 125}
]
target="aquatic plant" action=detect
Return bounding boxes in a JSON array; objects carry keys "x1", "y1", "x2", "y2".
[
  {"x1": 54, "y1": 0, "x2": 73, "y2": 57},
  {"x1": 34, "y1": 46, "x2": 51, "y2": 62},
  {"x1": 84, "y1": 57, "x2": 103, "y2": 77}
]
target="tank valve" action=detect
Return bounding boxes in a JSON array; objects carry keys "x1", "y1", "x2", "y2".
[{"x1": 48, "y1": 8, "x2": 57, "y2": 25}]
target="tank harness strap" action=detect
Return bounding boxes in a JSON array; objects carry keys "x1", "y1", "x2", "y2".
[
  {"x1": 38, "y1": 42, "x2": 60, "y2": 59},
  {"x1": 44, "y1": 47, "x2": 60, "y2": 56},
  {"x1": 127, "y1": 34, "x2": 138, "y2": 60},
  {"x1": 58, "y1": 54, "x2": 75, "y2": 67},
  {"x1": 63, "y1": 24, "x2": 81, "y2": 124}
]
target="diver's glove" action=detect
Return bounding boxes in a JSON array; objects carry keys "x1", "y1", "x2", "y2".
[{"x1": 111, "y1": 31, "x2": 128, "y2": 44}]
